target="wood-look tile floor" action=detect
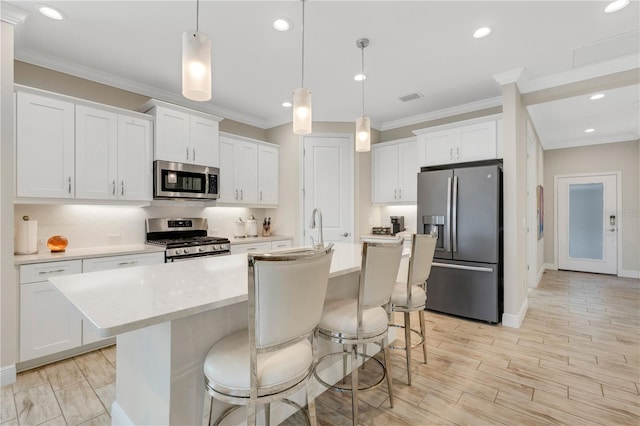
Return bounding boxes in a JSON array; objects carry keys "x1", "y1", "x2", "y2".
[{"x1": 2, "y1": 270, "x2": 639, "y2": 425}]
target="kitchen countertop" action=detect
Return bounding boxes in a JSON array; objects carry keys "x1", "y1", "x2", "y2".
[
  {"x1": 13, "y1": 244, "x2": 166, "y2": 266},
  {"x1": 228, "y1": 234, "x2": 293, "y2": 245},
  {"x1": 49, "y1": 242, "x2": 391, "y2": 337}
]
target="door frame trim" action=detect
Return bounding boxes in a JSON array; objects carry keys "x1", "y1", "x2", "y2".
[
  {"x1": 553, "y1": 171, "x2": 622, "y2": 275},
  {"x1": 299, "y1": 133, "x2": 355, "y2": 246}
]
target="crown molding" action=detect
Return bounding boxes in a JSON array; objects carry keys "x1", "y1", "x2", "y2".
[
  {"x1": 542, "y1": 133, "x2": 639, "y2": 150},
  {"x1": 379, "y1": 96, "x2": 502, "y2": 131},
  {"x1": 1, "y1": 3, "x2": 28, "y2": 25},
  {"x1": 492, "y1": 67, "x2": 525, "y2": 88},
  {"x1": 520, "y1": 54, "x2": 640, "y2": 94},
  {"x1": 15, "y1": 48, "x2": 272, "y2": 129}
]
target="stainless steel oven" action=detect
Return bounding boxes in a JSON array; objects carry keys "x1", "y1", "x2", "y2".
[
  {"x1": 145, "y1": 218, "x2": 230, "y2": 262},
  {"x1": 153, "y1": 160, "x2": 219, "y2": 200}
]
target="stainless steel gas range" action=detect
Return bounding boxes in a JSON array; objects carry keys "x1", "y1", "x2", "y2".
[{"x1": 145, "y1": 218, "x2": 231, "y2": 262}]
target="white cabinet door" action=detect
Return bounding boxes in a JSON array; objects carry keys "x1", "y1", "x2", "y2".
[
  {"x1": 457, "y1": 121, "x2": 496, "y2": 162},
  {"x1": 258, "y1": 144, "x2": 279, "y2": 205},
  {"x1": 420, "y1": 130, "x2": 456, "y2": 167},
  {"x1": 118, "y1": 115, "x2": 153, "y2": 200},
  {"x1": 230, "y1": 241, "x2": 272, "y2": 255},
  {"x1": 16, "y1": 92, "x2": 75, "y2": 198},
  {"x1": 397, "y1": 139, "x2": 418, "y2": 203},
  {"x1": 154, "y1": 106, "x2": 190, "y2": 163},
  {"x1": 190, "y1": 115, "x2": 219, "y2": 166},
  {"x1": 236, "y1": 141, "x2": 259, "y2": 203},
  {"x1": 19, "y1": 260, "x2": 83, "y2": 362},
  {"x1": 75, "y1": 105, "x2": 118, "y2": 200},
  {"x1": 218, "y1": 137, "x2": 238, "y2": 203},
  {"x1": 372, "y1": 144, "x2": 399, "y2": 203}
]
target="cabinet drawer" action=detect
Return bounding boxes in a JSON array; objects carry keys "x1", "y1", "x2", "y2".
[
  {"x1": 82, "y1": 252, "x2": 164, "y2": 272},
  {"x1": 271, "y1": 240, "x2": 293, "y2": 250},
  {"x1": 230, "y1": 242, "x2": 272, "y2": 255},
  {"x1": 19, "y1": 260, "x2": 82, "y2": 284}
]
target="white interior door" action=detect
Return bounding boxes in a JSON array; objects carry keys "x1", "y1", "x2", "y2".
[
  {"x1": 302, "y1": 135, "x2": 354, "y2": 246},
  {"x1": 557, "y1": 174, "x2": 618, "y2": 274}
]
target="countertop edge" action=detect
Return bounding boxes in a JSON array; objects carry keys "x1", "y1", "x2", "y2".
[
  {"x1": 228, "y1": 235, "x2": 293, "y2": 245},
  {"x1": 14, "y1": 244, "x2": 166, "y2": 265}
]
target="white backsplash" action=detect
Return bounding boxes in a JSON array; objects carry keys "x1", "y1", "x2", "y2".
[{"x1": 14, "y1": 204, "x2": 277, "y2": 251}]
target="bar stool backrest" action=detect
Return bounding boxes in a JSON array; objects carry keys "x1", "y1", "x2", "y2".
[
  {"x1": 407, "y1": 234, "x2": 437, "y2": 288},
  {"x1": 249, "y1": 244, "x2": 334, "y2": 349},
  {"x1": 359, "y1": 240, "x2": 404, "y2": 309}
]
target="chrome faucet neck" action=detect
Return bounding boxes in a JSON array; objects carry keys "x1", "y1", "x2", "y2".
[{"x1": 310, "y1": 208, "x2": 324, "y2": 248}]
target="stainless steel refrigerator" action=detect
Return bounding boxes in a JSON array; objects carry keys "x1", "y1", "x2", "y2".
[{"x1": 417, "y1": 161, "x2": 503, "y2": 323}]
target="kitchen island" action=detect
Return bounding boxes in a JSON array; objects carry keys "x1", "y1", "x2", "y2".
[{"x1": 49, "y1": 242, "x2": 397, "y2": 425}]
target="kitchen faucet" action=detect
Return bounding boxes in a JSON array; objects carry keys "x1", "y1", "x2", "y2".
[{"x1": 309, "y1": 208, "x2": 324, "y2": 249}]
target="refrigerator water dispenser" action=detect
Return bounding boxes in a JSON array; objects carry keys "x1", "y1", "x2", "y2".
[{"x1": 422, "y1": 215, "x2": 445, "y2": 251}]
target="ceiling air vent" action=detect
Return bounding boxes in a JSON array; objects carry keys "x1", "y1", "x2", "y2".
[{"x1": 398, "y1": 92, "x2": 424, "y2": 102}]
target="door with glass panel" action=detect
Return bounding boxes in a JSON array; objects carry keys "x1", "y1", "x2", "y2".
[{"x1": 557, "y1": 174, "x2": 617, "y2": 274}]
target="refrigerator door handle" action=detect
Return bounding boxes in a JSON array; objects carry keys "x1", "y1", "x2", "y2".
[
  {"x1": 452, "y1": 175, "x2": 458, "y2": 253},
  {"x1": 445, "y1": 177, "x2": 452, "y2": 252},
  {"x1": 432, "y1": 262, "x2": 494, "y2": 273}
]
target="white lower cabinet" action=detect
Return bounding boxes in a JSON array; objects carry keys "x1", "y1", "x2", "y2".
[
  {"x1": 230, "y1": 240, "x2": 293, "y2": 255},
  {"x1": 19, "y1": 252, "x2": 165, "y2": 362},
  {"x1": 19, "y1": 260, "x2": 83, "y2": 362}
]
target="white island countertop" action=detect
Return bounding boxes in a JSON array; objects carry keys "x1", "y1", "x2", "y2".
[{"x1": 49, "y1": 242, "x2": 368, "y2": 338}]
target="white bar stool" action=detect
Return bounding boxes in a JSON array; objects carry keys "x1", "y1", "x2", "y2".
[
  {"x1": 203, "y1": 244, "x2": 334, "y2": 426},
  {"x1": 314, "y1": 239, "x2": 403, "y2": 426},
  {"x1": 389, "y1": 233, "x2": 437, "y2": 385}
]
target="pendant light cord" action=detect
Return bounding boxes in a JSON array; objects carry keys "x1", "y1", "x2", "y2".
[
  {"x1": 301, "y1": 0, "x2": 305, "y2": 88},
  {"x1": 361, "y1": 43, "x2": 365, "y2": 118},
  {"x1": 196, "y1": 0, "x2": 200, "y2": 33}
]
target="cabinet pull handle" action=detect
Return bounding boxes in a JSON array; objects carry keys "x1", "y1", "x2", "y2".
[
  {"x1": 456, "y1": 147, "x2": 460, "y2": 159},
  {"x1": 449, "y1": 147, "x2": 453, "y2": 160},
  {"x1": 394, "y1": 189, "x2": 397, "y2": 199},
  {"x1": 235, "y1": 189, "x2": 238, "y2": 200},
  {"x1": 240, "y1": 189, "x2": 243, "y2": 200},
  {"x1": 260, "y1": 190, "x2": 262, "y2": 201},
  {"x1": 186, "y1": 147, "x2": 190, "y2": 161},
  {"x1": 117, "y1": 261, "x2": 138, "y2": 266},
  {"x1": 121, "y1": 180, "x2": 125, "y2": 196},
  {"x1": 399, "y1": 188, "x2": 402, "y2": 199},
  {"x1": 68, "y1": 177, "x2": 72, "y2": 194},
  {"x1": 193, "y1": 148, "x2": 196, "y2": 162},
  {"x1": 112, "y1": 180, "x2": 116, "y2": 196},
  {"x1": 38, "y1": 269, "x2": 65, "y2": 275}
]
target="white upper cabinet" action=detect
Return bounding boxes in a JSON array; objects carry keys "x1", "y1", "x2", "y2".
[
  {"x1": 416, "y1": 116, "x2": 500, "y2": 167},
  {"x1": 16, "y1": 87, "x2": 152, "y2": 201},
  {"x1": 141, "y1": 100, "x2": 222, "y2": 166},
  {"x1": 218, "y1": 133, "x2": 279, "y2": 206},
  {"x1": 371, "y1": 137, "x2": 418, "y2": 205},
  {"x1": 16, "y1": 91, "x2": 75, "y2": 198},
  {"x1": 258, "y1": 144, "x2": 279, "y2": 205}
]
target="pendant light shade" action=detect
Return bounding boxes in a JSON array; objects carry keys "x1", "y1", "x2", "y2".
[
  {"x1": 182, "y1": 0, "x2": 211, "y2": 102},
  {"x1": 355, "y1": 38, "x2": 370, "y2": 152},
  {"x1": 182, "y1": 31, "x2": 211, "y2": 101},
  {"x1": 293, "y1": 0, "x2": 312, "y2": 135},
  {"x1": 355, "y1": 116, "x2": 371, "y2": 152},
  {"x1": 293, "y1": 87, "x2": 312, "y2": 134}
]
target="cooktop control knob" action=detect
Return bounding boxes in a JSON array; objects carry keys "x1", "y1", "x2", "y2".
[
  {"x1": 199, "y1": 246, "x2": 206, "y2": 252},
  {"x1": 184, "y1": 247, "x2": 190, "y2": 254},
  {"x1": 175, "y1": 248, "x2": 183, "y2": 255}
]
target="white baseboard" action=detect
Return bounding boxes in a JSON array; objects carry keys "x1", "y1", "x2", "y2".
[
  {"x1": 543, "y1": 263, "x2": 557, "y2": 271},
  {"x1": 111, "y1": 401, "x2": 134, "y2": 426},
  {"x1": 502, "y1": 298, "x2": 528, "y2": 329},
  {"x1": 619, "y1": 269, "x2": 640, "y2": 279},
  {"x1": 536, "y1": 266, "x2": 546, "y2": 287},
  {"x1": 1, "y1": 365, "x2": 16, "y2": 387}
]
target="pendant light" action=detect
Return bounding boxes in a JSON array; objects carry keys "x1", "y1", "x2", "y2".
[
  {"x1": 293, "y1": 0, "x2": 312, "y2": 134},
  {"x1": 182, "y1": 0, "x2": 211, "y2": 102},
  {"x1": 355, "y1": 38, "x2": 370, "y2": 152}
]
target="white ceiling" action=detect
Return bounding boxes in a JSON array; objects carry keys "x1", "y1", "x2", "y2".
[{"x1": 4, "y1": 1, "x2": 640, "y2": 149}]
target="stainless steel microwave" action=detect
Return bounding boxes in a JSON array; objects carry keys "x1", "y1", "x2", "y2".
[{"x1": 153, "y1": 160, "x2": 219, "y2": 200}]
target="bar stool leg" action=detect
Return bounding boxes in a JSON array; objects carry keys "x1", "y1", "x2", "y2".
[
  {"x1": 404, "y1": 312, "x2": 412, "y2": 385},
  {"x1": 265, "y1": 403, "x2": 271, "y2": 426},
  {"x1": 342, "y1": 344, "x2": 349, "y2": 384},
  {"x1": 247, "y1": 404, "x2": 256, "y2": 426},
  {"x1": 382, "y1": 336, "x2": 394, "y2": 408},
  {"x1": 419, "y1": 309, "x2": 428, "y2": 364},
  {"x1": 306, "y1": 382, "x2": 317, "y2": 426},
  {"x1": 350, "y1": 344, "x2": 359, "y2": 426}
]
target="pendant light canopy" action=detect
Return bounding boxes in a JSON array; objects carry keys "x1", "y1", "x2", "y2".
[
  {"x1": 182, "y1": 0, "x2": 211, "y2": 102},
  {"x1": 293, "y1": 0, "x2": 312, "y2": 134},
  {"x1": 355, "y1": 38, "x2": 370, "y2": 152}
]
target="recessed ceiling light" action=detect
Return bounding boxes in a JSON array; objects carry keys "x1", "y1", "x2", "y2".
[
  {"x1": 38, "y1": 5, "x2": 65, "y2": 20},
  {"x1": 354, "y1": 74, "x2": 366, "y2": 82},
  {"x1": 282, "y1": 101, "x2": 292, "y2": 108},
  {"x1": 590, "y1": 93, "x2": 605, "y2": 100},
  {"x1": 584, "y1": 128, "x2": 595, "y2": 133},
  {"x1": 473, "y1": 27, "x2": 491, "y2": 39},
  {"x1": 604, "y1": 0, "x2": 630, "y2": 13},
  {"x1": 273, "y1": 18, "x2": 291, "y2": 32}
]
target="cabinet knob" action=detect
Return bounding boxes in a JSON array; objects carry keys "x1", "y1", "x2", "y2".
[
  {"x1": 186, "y1": 147, "x2": 190, "y2": 161},
  {"x1": 112, "y1": 180, "x2": 116, "y2": 196},
  {"x1": 121, "y1": 180, "x2": 124, "y2": 196},
  {"x1": 68, "y1": 177, "x2": 72, "y2": 194}
]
